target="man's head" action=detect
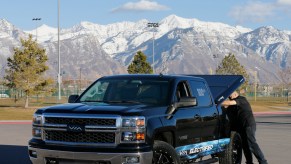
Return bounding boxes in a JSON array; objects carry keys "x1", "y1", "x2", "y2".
[{"x1": 229, "y1": 91, "x2": 239, "y2": 100}]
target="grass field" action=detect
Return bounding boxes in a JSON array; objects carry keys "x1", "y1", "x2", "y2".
[
  {"x1": 0, "y1": 97, "x2": 289, "y2": 120},
  {"x1": 0, "y1": 97, "x2": 66, "y2": 120}
]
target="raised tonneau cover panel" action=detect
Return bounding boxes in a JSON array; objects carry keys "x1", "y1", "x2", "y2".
[{"x1": 187, "y1": 75, "x2": 245, "y2": 105}]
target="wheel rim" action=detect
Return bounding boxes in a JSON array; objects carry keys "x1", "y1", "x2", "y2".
[
  {"x1": 153, "y1": 149, "x2": 174, "y2": 164},
  {"x1": 232, "y1": 135, "x2": 242, "y2": 163}
]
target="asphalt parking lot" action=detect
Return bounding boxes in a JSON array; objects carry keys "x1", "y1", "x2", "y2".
[{"x1": 0, "y1": 113, "x2": 291, "y2": 164}]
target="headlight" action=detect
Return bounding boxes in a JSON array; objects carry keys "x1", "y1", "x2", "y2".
[
  {"x1": 121, "y1": 117, "x2": 145, "y2": 143},
  {"x1": 32, "y1": 114, "x2": 43, "y2": 139},
  {"x1": 122, "y1": 117, "x2": 145, "y2": 128},
  {"x1": 33, "y1": 114, "x2": 43, "y2": 125}
]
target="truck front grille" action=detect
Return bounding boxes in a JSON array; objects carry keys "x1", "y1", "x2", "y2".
[
  {"x1": 45, "y1": 117, "x2": 116, "y2": 126},
  {"x1": 44, "y1": 130, "x2": 115, "y2": 144},
  {"x1": 42, "y1": 115, "x2": 119, "y2": 146}
]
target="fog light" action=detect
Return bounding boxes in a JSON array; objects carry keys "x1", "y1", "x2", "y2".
[
  {"x1": 32, "y1": 128, "x2": 42, "y2": 138},
  {"x1": 125, "y1": 156, "x2": 139, "y2": 163},
  {"x1": 29, "y1": 150, "x2": 37, "y2": 158}
]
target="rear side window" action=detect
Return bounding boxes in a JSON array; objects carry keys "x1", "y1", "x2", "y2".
[{"x1": 189, "y1": 80, "x2": 212, "y2": 107}]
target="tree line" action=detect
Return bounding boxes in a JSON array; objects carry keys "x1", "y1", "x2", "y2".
[{"x1": 2, "y1": 35, "x2": 289, "y2": 108}]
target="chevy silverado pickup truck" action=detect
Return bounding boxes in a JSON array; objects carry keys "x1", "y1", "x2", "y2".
[{"x1": 28, "y1": 74, "x2": 244, "y2": 164}]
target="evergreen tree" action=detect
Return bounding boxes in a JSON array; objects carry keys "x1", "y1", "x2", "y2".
[
  {"x1": 216, "y1": 53, "x2": 249, "y2": 90},
  {"x1": 4, "y1": 35, "x2": 53, "y2": 108},
  {"x1": 127, "y1": 51, "x2": 153, "y2": 74}
]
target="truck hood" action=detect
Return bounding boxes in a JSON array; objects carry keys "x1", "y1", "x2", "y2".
[
  {"x1": 38, "y1": 103, "x2": 150, "y2": 115},
  {"x1": 192, "y1": 75, "x2": 244, "y2": 104}
]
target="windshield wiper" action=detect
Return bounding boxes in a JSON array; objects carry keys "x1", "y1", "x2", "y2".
[
  {"x1": 80, "y1": 100, "x2": 104, "y2": 103},
  {"x1": 105, "y1": 100, "x2": 140, "y2": 104},
  {"x1": 80, "y1": 100, "x2": 140, "y2": 104}
]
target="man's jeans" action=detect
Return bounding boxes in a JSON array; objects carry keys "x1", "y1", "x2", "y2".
[{"x1": 239, "y1": 125, "x2": 268, "y2": 164}]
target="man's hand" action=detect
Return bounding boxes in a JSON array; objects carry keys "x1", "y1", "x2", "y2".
[{"x1": 221, "y1": 100, "x2": 237, "y2": 106}]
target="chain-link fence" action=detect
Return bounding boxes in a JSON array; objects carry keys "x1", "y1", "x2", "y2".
[
  {"x1": 246, "y1": 84, "x2": 290, "y2": 103},
  {"x1": 0, "y1": 81, "x2": 290, "y2": 106},
  {"x1": 0, "y1": 79, "x2": 94, "y2": 105}
]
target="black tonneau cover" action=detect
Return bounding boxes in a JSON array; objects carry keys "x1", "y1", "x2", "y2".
[{"x1": 187, "y1": 75, "x2": 245, "y2": 105}]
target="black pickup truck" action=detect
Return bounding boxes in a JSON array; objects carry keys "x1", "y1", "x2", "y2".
[{"x1": 28, "y1": 74, "x2": 244, "y2": 164}]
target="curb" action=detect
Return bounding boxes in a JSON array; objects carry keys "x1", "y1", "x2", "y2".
[
  {"x1": 0, "y1": 120, "x2": 32, "y2": 124},
  {"x1": 254, "y1": 111, "x2": 291, "y2": 116}
]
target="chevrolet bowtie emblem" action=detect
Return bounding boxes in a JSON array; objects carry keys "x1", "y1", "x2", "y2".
[{"x1": 67, "y1": 124, "x2": 84, "y2": 132}]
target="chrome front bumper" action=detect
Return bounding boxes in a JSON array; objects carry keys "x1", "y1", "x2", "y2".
[{"x1": 28, "y1": 146, "x2": 153, "y2": 164}]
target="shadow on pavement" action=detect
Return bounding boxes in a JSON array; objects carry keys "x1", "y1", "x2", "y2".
[{"x1": 0, "y1": 145, "x2": 31, "y2": 164}]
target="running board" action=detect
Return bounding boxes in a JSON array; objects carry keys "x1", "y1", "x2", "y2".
[{"x1": 190, "y1": 157, "x2": 218, "y2": 164}]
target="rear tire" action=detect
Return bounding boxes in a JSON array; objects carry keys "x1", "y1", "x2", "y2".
[
  {"x1": 219, "y1": 131, "x2": 242, "y2": 164},
  {"x1": 152, "y1": 140, "x2": 180, "y2": 164}
]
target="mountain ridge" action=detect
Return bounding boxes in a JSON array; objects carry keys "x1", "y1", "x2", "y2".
[{"x1": 0, "y1": 15, "x2": 290, "y2": 83}]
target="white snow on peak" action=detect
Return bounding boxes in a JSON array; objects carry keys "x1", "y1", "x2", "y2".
[
  {"x1": 235, "y1": 25, "x2": 252, "y2": 33},
  {"x1": 158, "y1": 15, "x2": 251, "y2": 39},
  {"x1": 25, "y1": 24, "x2": 57, "y2": 42},
  {"x1": 21, "y1": 15, "x2": 254, "y2": 54},
  {"x1": 160, "y1": 14, "x2": 196, "y2": 29},
  {"x1": 251, "y1": 26, "x2": 289, "y2": 44},
  {"x1": 0, "y1": 19, "x2": 14, "y2": 30},
  {"x1": 284, "y1": 30, "x2": 291, "y2": 35},
  {"x1": 0, "y1": 19, "x2": 18, "y2": 38},
  {"x1": 38, "y1": 24, "x2": 57, "y2": 34},
  {"x1": 23, "y1": 15, "x2": 256, "y2": 45}
]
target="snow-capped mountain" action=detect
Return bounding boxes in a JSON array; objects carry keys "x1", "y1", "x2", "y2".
[
  {"x1": 0, "y1": 15, "x2": 290, "y2": 83},
  {"x1": 25, "y1": 24, "x2": 58, "y2": 42},
  {"x1": 0, "y1": 19, "x2": 26, "y2": 58},
  {"x1": 236, "y1": 26, "x2": 291, "y2": 68}
]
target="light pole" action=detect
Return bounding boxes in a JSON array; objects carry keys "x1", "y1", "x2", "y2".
[
  {"x1": 32, "y1": 18, "x2": 41, "y2": 41},
  {"x1": 251, "y1": 70, "x2": 258, "y2": 102},
  {"x1": 147, "y1": 22, "x2": 159, "y2": 74},
  {"x1": 79, "y1": 68, "x2": 82, "y2": 94},
  {"x1": 57, "y1": 0, "x2": 61, "y2": 100}
]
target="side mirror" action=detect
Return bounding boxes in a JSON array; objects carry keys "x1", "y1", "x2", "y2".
[
  {"x1": 177, "y1": 97, "x2": 197, "y2": 108},
  {"x1": 166, "y1": 104, "x2": 176, "y2": 119},
  {"x1": 68, "y1": 95, "x2": 79, "y2": 103},
  {"x1": 165, "y1": 97, "x2": 197, "y2": 119}
]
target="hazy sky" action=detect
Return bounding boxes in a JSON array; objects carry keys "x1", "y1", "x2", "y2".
[{"x1": 1, "y1": 0, "x2": 291, "y2": 31}]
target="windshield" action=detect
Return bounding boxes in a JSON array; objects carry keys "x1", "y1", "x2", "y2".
[{"x1": 79, "y1": 78, "x2": 170, "y2": 105}]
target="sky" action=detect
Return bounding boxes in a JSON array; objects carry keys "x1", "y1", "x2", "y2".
[{"x1": 1, "y1": 0, "x2": 291, "y2": 31}]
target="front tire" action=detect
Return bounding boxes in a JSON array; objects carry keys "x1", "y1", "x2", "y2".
[
  {"x1": 152, "y1": 141, "x2": 180, "y2": 164},
  {"x1": 219, "y1": 131, "x2": 242, "y2": 164}
]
